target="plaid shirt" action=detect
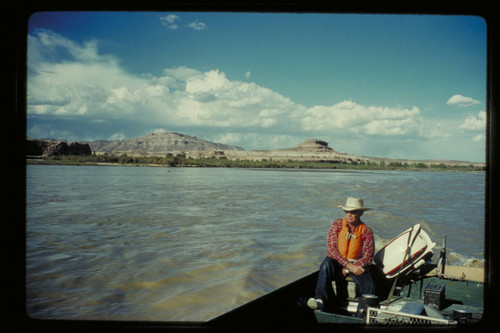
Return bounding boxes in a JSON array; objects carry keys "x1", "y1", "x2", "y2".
[{"x1": 326, "y1": 218, "x2": 375, "y2": 267}]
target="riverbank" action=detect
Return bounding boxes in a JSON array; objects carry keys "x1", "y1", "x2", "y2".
[{"x1": 26, "y1": 155, "x2": 485, "y2": 172}]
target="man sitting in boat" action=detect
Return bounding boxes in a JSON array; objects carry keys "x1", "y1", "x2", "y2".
[{"x1": 307, "y1": 197, "x2": 375, "y2": 317}]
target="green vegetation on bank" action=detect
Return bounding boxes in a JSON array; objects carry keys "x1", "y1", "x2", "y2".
[{"x1": 27, "y1": 153, "x2": 485, "y2": 172}]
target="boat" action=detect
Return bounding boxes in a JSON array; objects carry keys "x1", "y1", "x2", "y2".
[{"x1": 207, "y1": 224, "x2": 485, "y2": 329}]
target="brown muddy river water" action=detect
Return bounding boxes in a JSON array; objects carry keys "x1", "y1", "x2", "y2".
[{"x1": 26, "y1": 165, "x2": 484, "y2": 321}]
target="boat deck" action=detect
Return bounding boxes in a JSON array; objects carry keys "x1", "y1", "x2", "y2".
[
  {"x1": 314, "y1": 274, "x2": 484, "y2": 325},
  {"x1": 208, "y1": 269, "x2": 485, "y2": 329}
]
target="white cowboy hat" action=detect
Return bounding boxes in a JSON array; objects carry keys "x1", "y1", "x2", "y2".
[{"x1": 338, "y1": 197, "x2": 370, "y2": 211}]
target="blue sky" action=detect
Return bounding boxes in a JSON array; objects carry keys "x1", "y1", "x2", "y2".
[{"x1": 27, "y1": 12, "x2": 487, "y2": 162}]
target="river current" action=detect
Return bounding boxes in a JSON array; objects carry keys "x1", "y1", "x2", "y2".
[{"x1": 26, "y1": 165, "x2": 485, "y2": 321}]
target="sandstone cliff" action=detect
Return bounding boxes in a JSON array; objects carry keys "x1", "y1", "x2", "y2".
[
  {"x1": 86, "y1": 132, "x2": 244, "y2": 156},
  {"x1": 212, "y1": 139, "x2": 361, "y2": 163},
  {"x1": 27, "y1": 139, "x2": 92, "y2": 157},
  {"x1": 289, "y1": 139, "x2": 334, "y2": 152}
]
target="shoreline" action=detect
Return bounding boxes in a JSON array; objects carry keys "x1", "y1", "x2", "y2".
[
  {"x1": 25, "y1": 157, "x2": 485, "y2": 173},
  {"x1": 428, "y1": 265, "x2": 484, "y2": 282}
]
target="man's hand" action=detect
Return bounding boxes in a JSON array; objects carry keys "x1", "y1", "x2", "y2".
[{"x1": 346, "y1": 263, "x2": 365, "y2": 275}]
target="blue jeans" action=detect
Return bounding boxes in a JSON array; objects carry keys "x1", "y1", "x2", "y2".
[{"x1": 314, "y1": 256, "x2": 375, "y2": 317}]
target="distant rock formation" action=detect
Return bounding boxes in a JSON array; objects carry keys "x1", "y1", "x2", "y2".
[
  {"x1": 292, "y1": 139, "x2": 334, "y2": 152},
  {"x1": 26, "y1": 139, "x2": 92, "y2": 157},
  {"x1": 26, "y1": 132, "x2": 484, "y2": 168},
  {"x1": 86, "y1": 132, "x2": 245, "y2": 156}
]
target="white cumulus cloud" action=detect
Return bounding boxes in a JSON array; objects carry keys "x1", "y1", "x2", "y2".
[
  {"x1": 160, "y1": 15, "x2": 208, "y2": 32},
  {"x1": 187, "y1": 20, "x2": 207, "y2": 31},
  {"x1": 446, "y1": 94, "x2": 480, "y2": 107},
  {"x1": 186, "y1": 69, "x2": 229, "y2": 93},
  {"x1": 160, "y1": 14, "x2": 180, "y2": 30},
  {"x1": 458, "y1": 111, "x2": 486, "y2": 131},
  {"x1": 28, "y1": 30, "x2": 301, "y2": 130},
  {"x1": 302, "y1": 101, "x2": 421, "y2": 136},
  {"x1": 29, "y1": 29, "x2": 467, "y2": 156}
]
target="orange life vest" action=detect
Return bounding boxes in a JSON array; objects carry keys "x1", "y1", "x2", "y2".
[{"x1": 337, "y1": 218, "x2": 365, "y2": 260}]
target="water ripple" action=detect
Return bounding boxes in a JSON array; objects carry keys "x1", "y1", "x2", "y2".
[{"x1": 26, "y1": 165, "x2": 485, "y2": 321}]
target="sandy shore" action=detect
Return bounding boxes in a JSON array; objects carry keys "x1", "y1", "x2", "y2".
[{"x1": 428, "y1": 265, "x2": 484, "y2": 282}]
